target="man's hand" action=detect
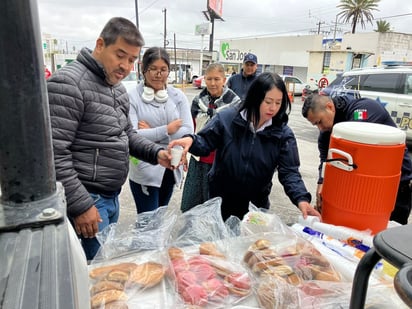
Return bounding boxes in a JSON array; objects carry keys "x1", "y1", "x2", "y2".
[
  {"x1": 298, "y1": 201, "x2": 322, "y2": 220},
  {"x1": 157, "y1": 149, "x2": 172, "y2": 169},
  {"x1": 74, "y1": 206, "x2": 102, "y2": 238}
]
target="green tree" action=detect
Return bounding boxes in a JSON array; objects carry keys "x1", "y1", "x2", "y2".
[
  {"x1": 375, "y1": 20, "x2": 391, "y2": 32},
  {"x1": 337, "y1": 0, "x2": 380, "y2": 34}
]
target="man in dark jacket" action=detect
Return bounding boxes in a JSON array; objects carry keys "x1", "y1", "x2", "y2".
[
  {"x1": 227, "y1": 53, "x2": 259, "y2": 101},
  {"x1": 47, "y1": 17, "x2": 171, "y2": 261},
  {"x1": 302, "y1": 94, "x2": 412, "y2": 225}
]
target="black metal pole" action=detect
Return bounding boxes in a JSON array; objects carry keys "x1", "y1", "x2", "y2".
[
  {"x1": 135, "y1": 0, "x2": 141, "y2": 80},
  {"x1": 0, "y1": 0, "x2": 56, "y2": 203}
]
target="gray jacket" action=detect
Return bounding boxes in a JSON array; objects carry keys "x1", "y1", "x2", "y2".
[{"x1": 47, "y1": 47, "x2": 162, "y2": 218}]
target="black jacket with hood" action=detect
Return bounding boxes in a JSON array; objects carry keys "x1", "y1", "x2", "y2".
[{"x1": 48, "y1": 47, "x2": 162, "y2": 218}]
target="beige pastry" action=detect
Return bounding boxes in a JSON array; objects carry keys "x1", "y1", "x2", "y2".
[
  {"x1": 106, "y1": 270, "x2": 129, "y2": 284},
  {"x1": 90, "y1": 290, "x2": 128, "y2": 309},
  {"x1": 127, "y1": 262, "x2": 165, "y2": 288},
  {"x1": 89, "y1": 263, "x2": 138, "y2": 280},
  {"x1": 90, "y1": 280, "x2": 124, "y2": 295},
  {"x1": 104, "y1": 301, "x2": 129, "y2": 309},
  {"x1": 199, "y1": 242, "x2": 225, "y2": 258}
]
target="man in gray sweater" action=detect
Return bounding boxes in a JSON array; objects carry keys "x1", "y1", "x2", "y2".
[{"x1": 47, "y1": 17, "x2": 171, "y2": 261}]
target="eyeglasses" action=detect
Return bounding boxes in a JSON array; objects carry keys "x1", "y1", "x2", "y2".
[{"x1": 147, "y1": 68, "x2": 169, "y2": 77}]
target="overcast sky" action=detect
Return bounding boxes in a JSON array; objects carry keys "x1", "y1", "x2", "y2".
[{"x1": 37, "y1": 0, "x2": 412, "y2": 52}]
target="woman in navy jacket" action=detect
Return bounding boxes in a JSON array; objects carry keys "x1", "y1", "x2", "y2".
[{"x1": 169, "y1": 72, "x2": 320, "y2": 221}]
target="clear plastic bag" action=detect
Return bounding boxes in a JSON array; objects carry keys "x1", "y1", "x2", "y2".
[{"x1": 95, "y1": 205, "x2": 179, "y2": 260}]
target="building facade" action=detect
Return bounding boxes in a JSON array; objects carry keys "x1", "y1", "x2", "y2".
[{"x1": 218, "y1": 32, "x2": 412, "y2": 87}]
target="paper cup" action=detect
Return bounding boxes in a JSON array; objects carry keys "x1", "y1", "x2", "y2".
[{"x1": 170, "y1": 146, "x2": 183, "y2": 167}]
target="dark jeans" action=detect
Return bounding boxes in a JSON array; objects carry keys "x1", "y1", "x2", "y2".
[
  {"x1": 129, "y1": 168, "x2": 175, "y2": 214},
  {"x1": 390, "y1": 180, "x2": 412, "y2": 224},
  {"x1": 80, "y1": 192, "x2": 120, "y2": 261}
]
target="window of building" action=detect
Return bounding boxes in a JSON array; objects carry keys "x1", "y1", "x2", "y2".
[{"x1": 322, "y1": 52, "x2": 331, "y2": 74}]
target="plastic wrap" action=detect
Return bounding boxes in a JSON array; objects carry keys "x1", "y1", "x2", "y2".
[
  {"x1": 86, "y1": 198, "x2": 408, "y2": 308},
  {"x1": 95, "y1": 206, "x2": 179, "y2": 260},
  {"x1": 166, "y1": 242, "x2": 254, "y2": 308},
  {"x1": 169, "y1": 197, "x2": 232, "y2": 247},
  {"x1": 88, "y1": 250, "x2": 172, "y2": 309}
]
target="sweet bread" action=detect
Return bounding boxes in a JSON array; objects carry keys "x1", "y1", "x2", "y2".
[
  {"x1": 90, "y1": 289, "x2": 128, "y2": 309},
  {"x1": 106, "y1": 270, "x2": 129, "y2": 284},
  {"x1": 199, "y1": 242, "x2": 225, "y2": 258},
  {"x1": 224, "y1": 272, "x2": 251, "y2": 297},
  {"x1": 168, "y1": 247, "x2": 185, "y2": 260},
  {"x1": 89, "y1": 263, "x2": 138, "y2": 279},
  {"x1": 127, "y1": 262, "x2": 165, "y2": 288},
  {"x1": 90, "y1": 280, "x2": 124, "y2": 295},
  {"x1": 103, "y1": 301, "x2": 129, "y2": 309}
]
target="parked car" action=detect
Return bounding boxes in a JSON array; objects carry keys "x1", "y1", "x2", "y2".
[
  {"x1": 279, "y1": 75, "x2": 317, "y2": 95},
  {"x1": 320, "y1": 63, "x2": 412, "y2": 142},
  {"x1": 122, "y1": 71, "x2": 139, "y2": 92},
  {"x1": 193, "y1": 76, "x2": 204, "y2": 89}
]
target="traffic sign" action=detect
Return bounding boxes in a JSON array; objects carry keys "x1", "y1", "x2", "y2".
[{"x1": 318, "y1": 77, "x2": 329, "y2": 89}]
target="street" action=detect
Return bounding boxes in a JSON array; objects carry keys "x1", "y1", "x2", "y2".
[{"x1": 118, "y1": 86, "x2": 412, "y2": 229}]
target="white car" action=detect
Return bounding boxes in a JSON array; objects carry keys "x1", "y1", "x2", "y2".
[{"x1": 279, "y1": 75, "x2": 317, "y2": 95}]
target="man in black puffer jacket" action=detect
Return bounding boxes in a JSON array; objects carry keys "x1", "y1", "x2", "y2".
[{"x1": 48, "y1": 17, "x2": 171, "y2": 261}]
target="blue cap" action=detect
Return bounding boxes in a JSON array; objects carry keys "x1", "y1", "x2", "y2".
[{"x1": 243, "y1": 53, "x2": 257, "y2": 64}]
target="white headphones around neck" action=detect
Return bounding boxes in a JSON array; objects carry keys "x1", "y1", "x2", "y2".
[{"x1": 141, "y1": 86, "x2": 168, "y2": 103}]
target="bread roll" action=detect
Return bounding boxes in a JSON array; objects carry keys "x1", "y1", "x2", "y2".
[
  {"x1": 127, "y1": 262, "x2": 165, "y2": 288},
  {"x1": 90, "y1": 280, "x2": 124, "y2": 295},
  {"x1": 104, "y1": 301, "x2": 129, "y2": 309},
  {"x1": 90, "y1": 290, "x2": 128, "y2": 309},
  {"x1": 199, "y1": 242, "x2": 225, "y2": 258},
  {"x1": 168, "y1": 247, "x2": 185, "y2": 260},
  {"x1": 89, "y1": 263, "x2": 137, "y2": 280}
]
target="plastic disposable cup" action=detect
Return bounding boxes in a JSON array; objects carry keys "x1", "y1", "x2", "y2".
[{"x1": 170, "y1": 146, "x2": 183, "y2": 167}]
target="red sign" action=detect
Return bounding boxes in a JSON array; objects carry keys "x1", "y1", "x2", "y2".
[
  {"x1": 208, "y1": 0, "x2": 223, "y2": 18},
  {"x1": 318, "y1": 77, "x2": 329, "y2": 89}
]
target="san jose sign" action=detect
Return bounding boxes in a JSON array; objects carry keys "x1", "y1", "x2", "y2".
[{"x1": 220, "y1": 42, "x2": 250, "y2": 63}]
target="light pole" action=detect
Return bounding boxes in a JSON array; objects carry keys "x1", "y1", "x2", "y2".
[{"x1": 134, "y1": 0, "x2": 141, "y2": 80}]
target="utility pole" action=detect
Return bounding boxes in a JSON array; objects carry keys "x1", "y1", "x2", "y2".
[
  {"x1": 317, "y1": 21, "x2": 325, "y2": 34},
  {"x1": 135, "y1": 0, "x2": 139, "y2": 28},
  {"x1": 163, "y1": 8, "x2": 167, "y2": 49},
  {"x1": 135, "y1": 0, "x2": 141, "y2": 80}
]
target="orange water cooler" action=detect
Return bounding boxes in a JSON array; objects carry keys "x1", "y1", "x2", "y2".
[{"x1": 321, "y1": 122, "x2": 406, "y2": 234}]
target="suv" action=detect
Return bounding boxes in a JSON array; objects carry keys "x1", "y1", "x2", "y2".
[{"x1": 322, "y1": 64, "x2": 412, "y2": 141}]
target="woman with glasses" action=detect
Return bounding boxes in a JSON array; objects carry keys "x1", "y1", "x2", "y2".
[{"x1": 127, "y1": 47, "x2": 193, "y2": 214}]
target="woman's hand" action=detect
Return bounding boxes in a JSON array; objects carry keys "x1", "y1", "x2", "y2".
[
  {"x1": 298, "y1": 201, "x2": 322, "y2": 220},
  {"x1": 138, "y1": 120, "x2": 151, "y2": 129},
  {"x1": 168, "y1": 136, "x2": 194, "y2": 171},
  {"x1": 167, "y1": 119, "x2": 182, "y2": 135}
]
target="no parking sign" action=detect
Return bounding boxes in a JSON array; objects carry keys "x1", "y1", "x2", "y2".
[{"x1": 318, "y1": 77, "x2": 329, "y2": 89}]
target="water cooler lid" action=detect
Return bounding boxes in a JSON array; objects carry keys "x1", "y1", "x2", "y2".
[{"x1": 332, "y1": 122, "x2": 405, "y2": 145}]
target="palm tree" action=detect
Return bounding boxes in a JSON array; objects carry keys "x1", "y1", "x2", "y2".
[
  {"x1": 337, "y1": 0, "x2": 380, "y2": 34},
  {"x1": 375, "y1": 20, "x2": 391, "y2": 32}
]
